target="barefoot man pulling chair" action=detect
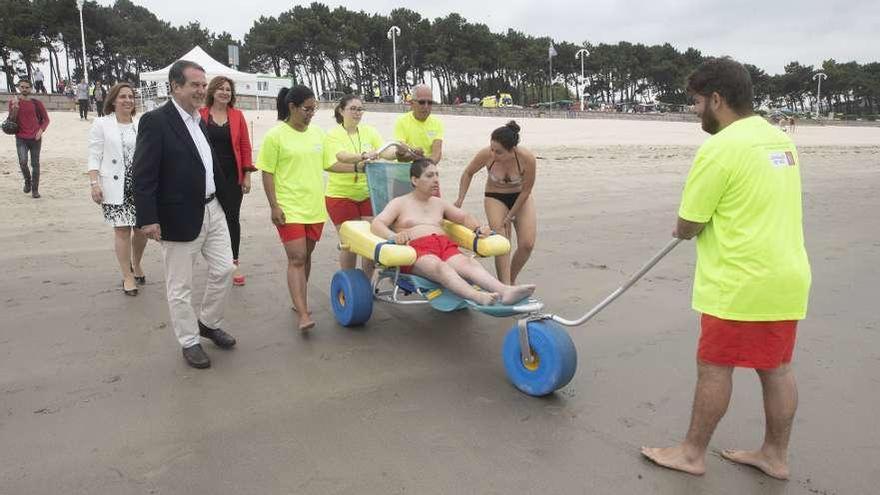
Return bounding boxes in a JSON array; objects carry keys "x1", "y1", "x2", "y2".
[{"x1": 641, "y1": 57, "x2": 812, "y2": 479}]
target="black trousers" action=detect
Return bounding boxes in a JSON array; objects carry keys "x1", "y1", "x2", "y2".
[
  {"x1": 78, "y1": 99, "x2": 89, "y2": 119},
  {"x1": 220, "y1": 181, "x2": 243, "y2": 260}
]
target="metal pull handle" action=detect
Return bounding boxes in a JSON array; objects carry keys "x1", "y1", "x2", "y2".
[{"x1": 550, "y1": 237, "x2": 683, "y2": 327}]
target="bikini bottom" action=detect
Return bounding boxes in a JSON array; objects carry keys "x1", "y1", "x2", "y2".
[{"x1": 485, "y1": 191, "x2": 520, "y2": 211}]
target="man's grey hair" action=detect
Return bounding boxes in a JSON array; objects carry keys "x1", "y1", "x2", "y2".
[
  {"x1": 168, "y1": 60, "x2": 205, "y2": 88},
  {"x1": 412, "y1": 84, "x2": 431, "y2": 96}
]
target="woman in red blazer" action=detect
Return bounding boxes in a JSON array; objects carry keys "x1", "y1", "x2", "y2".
[{"x1": 200, "y1": 76, "x2": 256, "y2": 285}]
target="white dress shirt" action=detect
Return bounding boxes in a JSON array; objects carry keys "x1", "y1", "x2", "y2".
[{"x1": 171, "y1": 98, "x2": 215, "y2": 197}]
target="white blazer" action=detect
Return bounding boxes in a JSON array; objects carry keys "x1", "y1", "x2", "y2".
[{"x1": 87, "y1": 115, "x2": 138, "y2": 205}]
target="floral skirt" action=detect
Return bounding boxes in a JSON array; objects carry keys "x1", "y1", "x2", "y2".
[{"x1": 102, "y1": 168, "x2": 136, "y2": 227}]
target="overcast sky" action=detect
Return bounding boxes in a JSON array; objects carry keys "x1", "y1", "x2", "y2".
[{"x1": 100, "y1": 0, "x2": 878, "y2": 74}]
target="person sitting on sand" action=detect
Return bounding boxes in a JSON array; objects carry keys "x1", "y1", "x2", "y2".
[{"x1": 371, "y1": 159, "x2": 536, "y2": 306}]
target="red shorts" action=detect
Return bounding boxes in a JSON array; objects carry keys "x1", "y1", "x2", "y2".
[
  {"x1": 400, "y1": 234, "x2": 461, "y2": 273},
  {"x1": 698, "y1": 314, "x2": 798, "y2": 369},
  {"x1": 276, "y1": 222, "x2": 324, "y2": 243},
  {"x1": 326, "y1": 196, "x2": 373, "y2": 226}
]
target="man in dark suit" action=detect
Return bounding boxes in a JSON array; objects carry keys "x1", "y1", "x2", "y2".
[{"x1": 133, "y1": 60, "x2": 237, "y2": 369}]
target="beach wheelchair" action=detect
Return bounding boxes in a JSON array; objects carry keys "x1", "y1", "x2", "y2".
[{"x1": 328, "y1": 157, "x2": 578, "y2": 396}]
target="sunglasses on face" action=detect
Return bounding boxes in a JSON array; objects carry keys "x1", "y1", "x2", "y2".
[{"x1": 415, "y1": 99, "x2": 434, "y2": 106}]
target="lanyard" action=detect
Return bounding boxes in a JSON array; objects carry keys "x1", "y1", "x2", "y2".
[{"x1": 345, "y1": 126, "x2": 363, "y2": 182}]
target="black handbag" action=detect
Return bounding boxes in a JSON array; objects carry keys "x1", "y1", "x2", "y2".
[{"x1": 2, "y1": 105, "x2": 19, "y2": 135}]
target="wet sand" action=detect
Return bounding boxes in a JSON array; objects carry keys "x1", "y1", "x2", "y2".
[{"x1": 1, "y1": 109, "x2": 878, "y2": 494}]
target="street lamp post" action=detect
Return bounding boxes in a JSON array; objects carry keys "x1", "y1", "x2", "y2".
[
  {"x1": 813, "y1": 72, "x2": 827, "y2": 120},
  {"x1": 387, "y1": 25, "x2": 401, "y2": 103},
  {"x1": 76, "y1": 0, "x2": 88, "y2": 84},
  {"x1": 575, "y1": 48, "x2": 589, "y2": 109}
]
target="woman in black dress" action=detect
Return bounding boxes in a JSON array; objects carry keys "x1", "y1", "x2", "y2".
[{"x1": 199, "y1": 76, "x2": 255, "y2": 286}]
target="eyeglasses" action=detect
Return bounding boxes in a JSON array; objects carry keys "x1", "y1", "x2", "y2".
[
  {"x1": 347, "y1": 107, "x2": 365, "y2": 113},
  {"x1": 415, "y1": 99, "x2": 434, "y2": 106}
]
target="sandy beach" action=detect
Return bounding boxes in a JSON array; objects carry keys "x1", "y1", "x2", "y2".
[{"x1": 1, "y1": 108, "x2": 878, "y2": 494}]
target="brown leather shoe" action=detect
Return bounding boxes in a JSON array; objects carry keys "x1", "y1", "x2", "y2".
[
  {"x1": 198, "y1": 321, "x2": 237, "y2": 349},
  {"x1": 182, "y1": 344, "x2": 211, "y2": 368}
]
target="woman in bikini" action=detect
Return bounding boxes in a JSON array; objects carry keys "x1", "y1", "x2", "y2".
[{"x1": 455, "y1": 121, "x2": 536, "y2": 285}]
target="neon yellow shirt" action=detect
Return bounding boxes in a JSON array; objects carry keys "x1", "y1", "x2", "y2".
[
  {"x1": 678, "y1": 116, "x2": 811, "y2": 321},
  {"x1": 393, "y1": 111, "x2": 444, "y2": 157},
  {"x1": 257, "y1": 123, "x2": 328, "y2": 224},
  {"x1": 323, "y1": 124, "x2": 384, "y2": 201}
]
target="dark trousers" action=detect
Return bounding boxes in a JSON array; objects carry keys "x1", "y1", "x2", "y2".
[
  {"x1": 78, "y1": 99, "x2": 89, "y2": 119},
  {"x1": 221, "y1": 182, "x2": 243, "y2": 260},
  {"x1": 16, "y1": 137, "x2": 42, "y2": 191},
  {"x1": 34, "y1": 80, "x2": 46, "y2": 93},
  {"x1": 95, "y1": 100, "x2": 105, "y2": 117}
]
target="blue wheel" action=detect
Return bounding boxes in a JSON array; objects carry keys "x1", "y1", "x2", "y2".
[
  {"x1": 330, "y1": 269, "x2": 373, "y2": 326},
  {"x1": 502, "y1": 320, "x2": 577, "y2": 396}
]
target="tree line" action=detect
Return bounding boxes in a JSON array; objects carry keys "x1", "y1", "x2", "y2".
[{"x1": 2, "y1": 0, "x2": 878, "y2": 116}]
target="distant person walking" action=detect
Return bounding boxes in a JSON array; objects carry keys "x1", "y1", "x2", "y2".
[
  {"x1": 200, "y1": 75, "x2": 255, "y2": 286},
  {"x1": 93, "y1": 81, "x2": 107, "y2": 117},
  {"x1": 257, "y1": 86, "x2": 327, "y2": 331},
  {"x1": 76, "y1": 79, "x2": 90, "y2": 120},
  {"x1": 8, "y1": 79, "x2": 50, "y2": 198},
  {"x1": 641, "y1": 57, "x2": 811, "y2": 480},
  {"x1": 87, "y1": 82, "x2": 148, "y2": 296},
  {"x1": 33, "y1": 68, "x2": 46, "y2": 94},
  {"x1": 133, "y1": 60, "x2": 237, "y2": 369}
]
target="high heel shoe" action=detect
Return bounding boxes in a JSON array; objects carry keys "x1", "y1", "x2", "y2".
[
  {"x1": 122, "y1": 280, "x2": 138, "y2": 296},
  {"x1": 232, "y1": 259, "x2": 245, "y2": 286},
  {"x1": 131, "y1": 263, "x2": 145, "y2": 285}
]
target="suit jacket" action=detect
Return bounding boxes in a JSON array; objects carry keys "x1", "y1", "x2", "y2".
[
  {"x1": 133, "y1": 101, "x2": 227, "y2": 242},
  {"x1": 87, "y1": 115, "x2": 138, "y2": 205},
  {"x1": 198, "y1": 106, "x2": 255, "y2": 185}
]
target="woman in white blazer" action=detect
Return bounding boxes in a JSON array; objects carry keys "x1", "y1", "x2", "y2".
[{"x1": 87, "y1": 82, "x2": 147, "y2": 296}]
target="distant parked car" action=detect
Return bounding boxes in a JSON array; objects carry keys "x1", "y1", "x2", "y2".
[
  {"x1": 480, "y1": 93, "x2": 514, "y2": 108},
  {"x1": 532, "y1": 100, "x2": 574, "y2": 110}
]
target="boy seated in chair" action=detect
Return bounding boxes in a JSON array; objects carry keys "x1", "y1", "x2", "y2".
[{"x1": 371, "y1": 159, "x2": 536, "y2": 306}]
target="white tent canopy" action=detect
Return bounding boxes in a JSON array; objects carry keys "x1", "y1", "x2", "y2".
[{"x1": 139, "y1": 46, "x2": 258, "y2": 93}]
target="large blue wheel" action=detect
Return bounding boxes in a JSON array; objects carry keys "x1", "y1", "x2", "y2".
[
  {"x1": 330, "y1": 269, "x2": 373, "y2": 326},
  {"x1": 502, "y1": 320, "x2": 577, "y2": 396}
]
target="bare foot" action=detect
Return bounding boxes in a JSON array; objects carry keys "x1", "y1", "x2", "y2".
[
  {"x1": 640, "y1": 446, "x2": 706, "y2": 476},
  {"x1": 473, "y1": 291, "x2": 500, "y2": 306},
  {"x1": 720, "y1": 449, "x2": 789, "y2": 480},
  {"x1": 298, "y1": 316, "x2": 316, "y2": 332},
  {"x1": 501, "y1": 284, "x2": 536, "y2": 305}
]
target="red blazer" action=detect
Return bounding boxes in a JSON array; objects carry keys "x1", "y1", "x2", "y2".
[{"x1": 199, "y1": 106, "x2": 255, "y2": 184}]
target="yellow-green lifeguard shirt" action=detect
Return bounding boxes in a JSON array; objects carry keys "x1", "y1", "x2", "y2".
[
  {"x1": 678, "y1": 115, "x2": 811, "y2": 321},
  {"x1": 256, "y1": 123, "x2": 328, "y2": 224},
  {"x1": 323, "y1": 124, "x2": 384, "y2": 201},
  {"x1": 393, "y1": 111, "x2": 444, "y2": 157}
]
